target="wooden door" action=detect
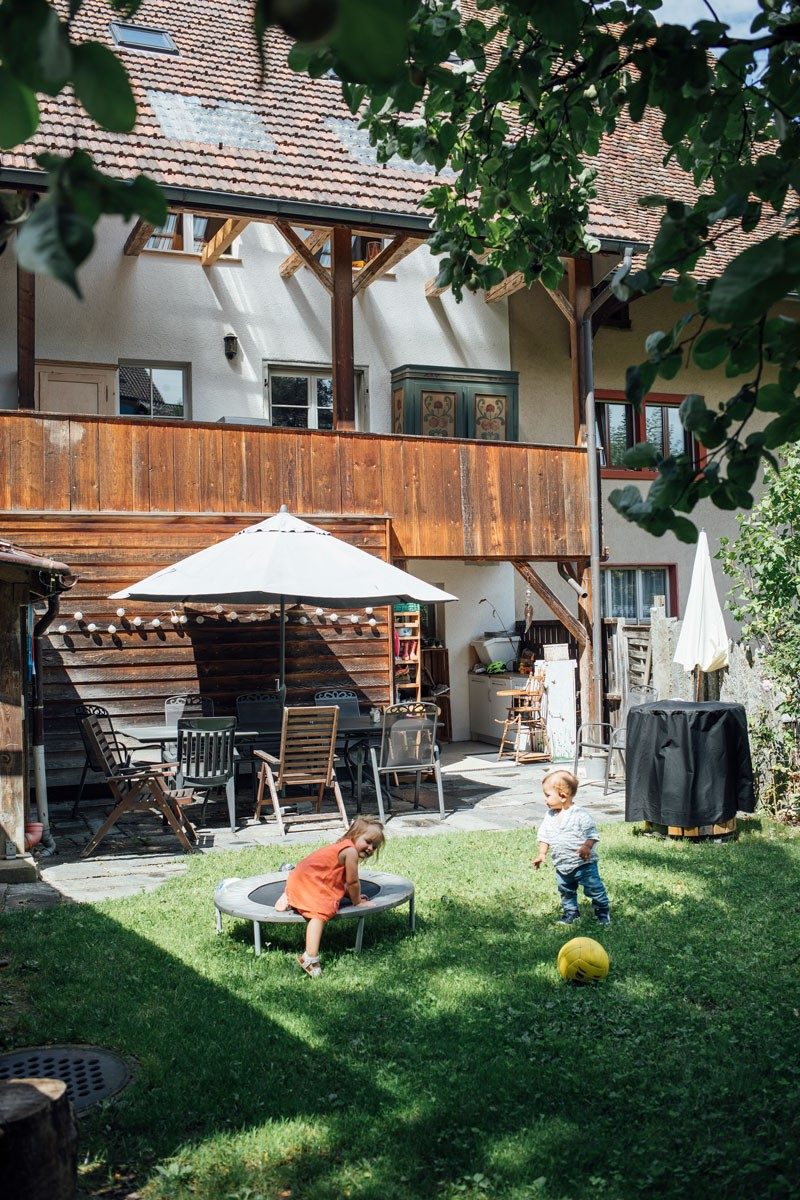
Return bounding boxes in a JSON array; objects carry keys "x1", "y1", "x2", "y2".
[{"x1": 36, "y1": 361, "x2": 117, "y2": 415}]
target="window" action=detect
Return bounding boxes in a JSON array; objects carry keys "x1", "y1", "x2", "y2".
[
  {"x1": 596, "y1": 391, "x2": 695, "y2": 472},
  {"x1": 264, "y1": 365, "x2": 367, "y2": 430},
  {"x1": 317, "y1": 234, "x2": 386, "y2": 270},
  {"x1": 602, "y1": 567, "x2": 672, "y2": 622},
  {"x1": 145, "y1": 213, "x2": 237, "y2": 256},
  {"x1": 109, "y1": 23, "x2": 178, "y2": 53},
  {"x1": 119, "y1": 364, "x2": 188, "y2": 419}
]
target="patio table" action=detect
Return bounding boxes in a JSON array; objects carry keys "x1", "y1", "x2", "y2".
[{"x1": 119, "y1": 723, "x2": 259, "y2": 756}]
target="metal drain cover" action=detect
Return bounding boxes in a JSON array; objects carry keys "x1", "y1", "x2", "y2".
[{"x1": 0, "y1": 1045, "x2": 131, "y2": 1113}]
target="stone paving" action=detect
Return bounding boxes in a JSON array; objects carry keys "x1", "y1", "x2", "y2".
[{"x1": 0, "y1": 743, "x2": 625, "y2": 909}]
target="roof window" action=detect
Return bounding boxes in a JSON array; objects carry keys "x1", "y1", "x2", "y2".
[{"x1": 109, "y1": 22, "x2": 178, "y2": 54}]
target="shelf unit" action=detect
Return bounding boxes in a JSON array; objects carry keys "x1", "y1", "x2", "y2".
[{"x1": 393, "y1": 606, "x2": 421, "y2": 704}]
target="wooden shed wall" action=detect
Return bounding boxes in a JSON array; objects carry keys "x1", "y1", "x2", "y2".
[{"x1": 3, "y1": 513, "x2": 392, "y2": 790}]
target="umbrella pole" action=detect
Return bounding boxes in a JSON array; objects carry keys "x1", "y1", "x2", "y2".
[
  {"x1": 694, "y1": 668, "x2": 704, "y2": 702},
  {"x1": 279, "y1": 597, "x2": 286, "y2": 693}
]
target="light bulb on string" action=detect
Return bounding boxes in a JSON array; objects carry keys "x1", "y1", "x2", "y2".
[
  {"x1": 73, "y1": 611, "x2": 84, "y2": 622},
  {"x1": 349, "y1": 614, "x2": 359, "y2": 624},
  {"x1": 132, "y1": 616, "x2": 142, "y2": 627},
  {"x1": 152, "y1": 618, "x2": 161, "y2": 628},
  {"x1": 116, "y1": 607, "x2": 126, "y2": 618},
  {"x1": 365, "y1": 607, "x2": 373, "y2": 615},
  {"x1": 196, "y1": 615, "x2": 205, "y2": 624},
  {"x1": 228, "y1": 612, "x2": 239, "y2": 621},
  {"x1": 87, "y1": 623, "x2": 97, "y2": 633},
  {"x1": 107, "y1": 624, "x2": 117, "y2": 634},
  {"x1": 179, "y1": 614, "x2": 188, "y2": 625},
  {"x1": 315, "y1": 607, "x2": 324, "y2": 617},
  {"x1": 368, "y1": 617, "x2": 377, "y2": 627},
  {"x1": 329, "y1": 613, "x2": 339, "y2": 623},
  {"x1": 58, "y1": 625, "x2": 67, "y2": 635}
]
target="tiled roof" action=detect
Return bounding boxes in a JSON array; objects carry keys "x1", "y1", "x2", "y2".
[{"x1": 0, "y1": 0, "x2": 757, "y2": 260}]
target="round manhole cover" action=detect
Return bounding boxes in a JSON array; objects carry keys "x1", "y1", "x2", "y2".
[{"x1": 0, "y1": 1045, "x2": 131, "y2": 1113}]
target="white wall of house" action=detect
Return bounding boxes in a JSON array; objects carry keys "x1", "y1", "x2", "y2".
[{"x1": 0, "y1": 218, "x2": 511, "y2": 422}]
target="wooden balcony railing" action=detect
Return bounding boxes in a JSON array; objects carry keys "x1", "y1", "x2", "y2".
[{"x1": 0, "y1": 410, "x2": 590, "y2": 560}]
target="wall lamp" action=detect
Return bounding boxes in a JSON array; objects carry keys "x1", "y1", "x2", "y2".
[{"x1": 223, "y1": 332, "x2": 239, "y2": 360}]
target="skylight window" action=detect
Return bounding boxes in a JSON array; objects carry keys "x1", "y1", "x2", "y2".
[{"x1": 109, "y1": 22, "x2": 178, "y2": 54}]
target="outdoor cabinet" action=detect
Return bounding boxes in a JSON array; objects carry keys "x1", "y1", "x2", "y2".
[{"x1": 391, "y1": 365, "x2": 519, "y2": 441}]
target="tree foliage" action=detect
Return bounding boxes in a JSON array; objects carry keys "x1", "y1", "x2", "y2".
[
  {"x1": 288, "y1": 0, "x2": 800, "y2": 540},
  {"x1": 1, "y1": 0, "x2": 798, "y2": 538}
]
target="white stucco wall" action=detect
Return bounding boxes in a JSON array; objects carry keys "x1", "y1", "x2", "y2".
[{"x1": 0, "y1": 218, "x2": 511, "y2": 423}]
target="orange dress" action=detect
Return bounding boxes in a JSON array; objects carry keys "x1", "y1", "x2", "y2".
[{"x1": 285, "y1": 839, "x2": 355, "y2": 920}]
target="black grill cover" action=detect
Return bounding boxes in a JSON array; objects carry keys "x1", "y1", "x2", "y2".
[{"x1": 625, "y1": 701, "x2": 755, "y2": 825}]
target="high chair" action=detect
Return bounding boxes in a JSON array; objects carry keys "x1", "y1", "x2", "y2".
[{"x1": 496, "y1": 670, "x2": 550, "y2": 763}]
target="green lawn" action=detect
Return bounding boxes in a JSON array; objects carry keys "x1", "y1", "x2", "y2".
[{"x1": 2, "y1": 821, "x2": 800, "y2": 1200}]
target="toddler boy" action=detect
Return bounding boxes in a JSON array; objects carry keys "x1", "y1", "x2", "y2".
[{"x1": 532, "y1": 768, "x2": 611, "y2": 926}]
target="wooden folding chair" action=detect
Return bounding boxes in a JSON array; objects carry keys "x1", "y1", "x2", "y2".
[
  {"x1": 253, "y1": 706, "x2": 349, "y2": 836},
  {"x1": 79, "y1": 716, "x2": 198, "y2": 858}
]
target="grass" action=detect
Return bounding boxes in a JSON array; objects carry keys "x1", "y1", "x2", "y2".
[{"x1": 2, "y1": 820, "x2": 800, "y2": 1200}]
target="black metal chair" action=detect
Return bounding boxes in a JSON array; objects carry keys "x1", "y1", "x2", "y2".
[
  {"x1": 175, "y1": 717, "x2": 238, "y2": 831},
  {"x1": 73, "y1": 703, "x2": 130, "y2": 818},
  {"x1": 236, "y1": 692, "x2": 285, "y2": 802},
  {"x1": 163, "y1": 694, "x2": 214, "y2": 759},
  {"x1": 315, "y1": 688, "x2": 361, "y2": 795},
  {"x1": 369, "y1": 702, "x2": 445, "y2": 823}
]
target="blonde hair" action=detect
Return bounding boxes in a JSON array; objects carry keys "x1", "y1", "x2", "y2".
[
  {"x1": 345, "y1": 816, "x2": 386, "y2": 855},
  {"x1": 542, "y1": 769, "x2": 579, "y2": 798}
]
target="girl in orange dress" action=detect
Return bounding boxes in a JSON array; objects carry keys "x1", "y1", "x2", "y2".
[{"x1": 275, "y1": 817, "x2": 385, "y2": 977}]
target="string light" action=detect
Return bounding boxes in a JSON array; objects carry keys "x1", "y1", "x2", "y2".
[
  {"x1": 315, "y1": 607, "x2": 324, "y2": 616},
  {"x1": 87, "y1": 622, "x2": 97, "y2": 633},
  {"x1": 73, "y1": 611, "x2": 84, "y2": 622},
  {"x1": 299, "y1": 615, "x2": 308, "y2": 624},
  {"x1": 228, "y1": 612, "x2": 239, "y2": 621},
  {"x1": 349, "y1": 614, "x2": 359, "y2": 624},
  {"x1": 179, "y1": 614, "x2": 188, "y2": 625},
  {"x1": 368, "y1": 617, "x2": 377, "y2": 627},
  {"x1": 57, "y1": 624, "x2": 67, "y2": 635},
  {"x1": 107, "y1": 624, "x2": 117, "y2": 634},
  {"x1": 116, "y1": 607, "x2": 126, "y2": 618},
  {"x1": 248, "y1": 612, "x2": 258, "y2": 622},
  {"x1": 151, "y1": 618, "x2": 161, "y2": 628},
  {"x1": 214, "y1": 604, "x2": 223, "y2": 614},
  {"x1": 132, "y1": 616, "x2": 143, "y2": 627},
  {"x1": 196, "y1": 615, "x2": 205, "y2": 624},
  {"x1": 170, "y1": 613, "x2": 180, "y2": 625},
  {"x1": 329, "y1": 613, "x2": 339, "y2": 623},
  {"x1": 365, "y1": 607, "x2": 374, "y2": 615}
]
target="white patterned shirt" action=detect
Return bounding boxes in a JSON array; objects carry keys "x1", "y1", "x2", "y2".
[{"x1": 538, "y1": 805, "x2": 600, "y2": 872}]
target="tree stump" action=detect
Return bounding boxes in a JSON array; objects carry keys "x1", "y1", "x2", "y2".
[{"x1": 0, "y1": 1078, "x2": 78, "y2": 1200}]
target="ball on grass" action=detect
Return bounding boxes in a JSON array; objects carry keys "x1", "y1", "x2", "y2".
[{"x1": 557, "y1": 936, "x2": 610, "y2": 984}]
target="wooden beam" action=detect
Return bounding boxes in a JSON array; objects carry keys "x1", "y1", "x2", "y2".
[
  {"x1": 577, "y1": 560, "x2": 599, "y2": 726},
  {"x1": 331, "y1": 226, "x2": 355, "y2": 429},
  {"x1": 512, "y1": 561, "x2": 587, "y2": 648},
  {"x1": 201, "y1": 217, "x2": 251, "y2": 267},
  {"x1": 275, "y1": 222, "x2": 333, "y2": 294},
  {"x1": 541, "y1": 282, "x2": 575, "y2": 324},
  {"x1": 485, "y1": 271, "x2": 526, "y2": 304},
  {"x1": 352, "y1": 236, "x2": 424, "y2": 296},
  {"x1": 566, "y1": 254, "x2": 593, "y2": 442},
  {"x1": 16, "y1": 266, "x2": 34, "y2": 410},
  {"x1": 123, "y1": 219, "x2": 155, "y2": 256},
  {"x1": 278, "y1": 228, "x2": 330, "y2": 279},
  {"x1": 0, "y1": 584, "x2": 26, "y2": 857}
]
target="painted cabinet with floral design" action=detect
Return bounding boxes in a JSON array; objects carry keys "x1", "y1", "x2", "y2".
[{"x1": 390, "y1": 365, "x2": 519, "y2": 441}]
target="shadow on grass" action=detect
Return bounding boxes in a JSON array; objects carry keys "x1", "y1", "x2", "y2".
[{"x1": 2, "y1": 826, "x2": 800, "y2": 1200}]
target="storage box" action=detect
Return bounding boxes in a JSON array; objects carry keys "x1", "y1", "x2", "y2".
[{"x1": 470, "y1": 636, "x2": 515, "y2": 666}]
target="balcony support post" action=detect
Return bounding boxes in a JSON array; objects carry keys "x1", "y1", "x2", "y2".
[
  {"x1": 331, "y1": 226, "x2": 355, "y2": 430},
  {"x1": 16, "y1": 266, "x2": 35, "y2": 410}
]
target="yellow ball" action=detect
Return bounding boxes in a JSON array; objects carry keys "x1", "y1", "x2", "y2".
[{"x1": 557, "y1": 936, "x2": 610, "y2": 984}]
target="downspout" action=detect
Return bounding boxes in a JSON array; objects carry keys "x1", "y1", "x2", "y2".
[
  {"x1": 581, "y1": 245, "x2": 634, "y2": 721},
  {"x1": 32, "y1": 589, "x2": 60, "y2": 855}
]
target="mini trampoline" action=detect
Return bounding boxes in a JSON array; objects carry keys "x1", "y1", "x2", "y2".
[{"x1": 214, "y1": 869, "x2": 415, "y2": 956}]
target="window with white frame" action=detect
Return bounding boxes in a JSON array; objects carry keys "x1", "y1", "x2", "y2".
[
  {"x1": 145, "y1": 212, "x2": 238, "y2": 256},
  {"x1": 264, "y1": 365, "x2": 367, "y2": 430},
  {"x1": 119, "y1": 363, "x2": 189, "y2": 419},
  {"x1": 602, "y1": 567, "x2": 671, "y2": 622},
  {"x1": 109, "y1": 23, "x2": 178, "y2": 53}
]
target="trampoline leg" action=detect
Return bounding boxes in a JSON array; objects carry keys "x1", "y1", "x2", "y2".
[
  {"x1": 354, "y1": 918, "x2": 365, "y2": 953},
  {"x1": 253, "y1": 921, "x2": 262, "y2": 957},
  {"x1": 409, "y1": 894, "x2": 416, "y2": 934},
  {"x1": 215, "y1": 909, "x2": 222, "y2": 934}
]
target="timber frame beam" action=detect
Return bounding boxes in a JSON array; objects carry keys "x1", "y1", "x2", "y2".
[
  {"x1": 123, "y1": 219, "x2": 155, "y2": 256},
  {"x1": 202, "y1": 217, "x2": 251, "y2": 266},
  {"x1": 513, "y1": 561, "x2": 587, "y2": 647},
  {"x1": 275, "y1": 221, "x2": 333, "y2": 294},
  {"x1": 352, "y1": 235, "x2": 424, "y2": 295},
  {"x1": 278, "y1": 227, "x2": 331, "y2": 279}
]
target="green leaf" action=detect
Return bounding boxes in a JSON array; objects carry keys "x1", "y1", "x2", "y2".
[
  {"x1": 72, "y1": 41, "x2": 136, "y2": 132},
  {"x1": 692, "y1": 328, "x2": 729, "y2": 370},
  {"x1": 0, "y1": 68, "x2": 39, "y2": 148},
  {"x1": 528, "y1": 0, "x2": 583, "y2": 51},
  {"x1": 332, "y1": 0, "x2": 410, "y2": 89},
  {"x1": 623, "y1": 442, "x2": 660, "y2": 469},
  {"x1": 708, "y1": 237, "x2": 799, "y2": 325},
  {"x1": 15, "y1": 196, "x2": 94, "y2": 297}
]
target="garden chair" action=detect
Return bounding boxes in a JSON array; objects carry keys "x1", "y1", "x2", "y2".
[
  {"x1": 573, "y1": 683, "x2": 658, "y2": 794},
  {"x1": 175, "y1": 717, "x2": 238, "y2": 831},
  {"x1": 236, "y1": 691, "x2": 285, "y2": 801},
  {"x1": 315, "y1": 688, "x2": 361, "y2": 793},
  {"x1": 253, "y1": 705, "x2": 348, "y2": 836},
  {"x1": 72, "y1": 703, "x2": 131, "y2": 818},
  {"x1": 164, "y1": 694, "x2": 214, "y2": 759},
  {"x1": 79, "y1": 715, "x2": 197, "y2": 858},
  {"x1": 369, "y1": 702, "x2": 445, "y2": 824}
]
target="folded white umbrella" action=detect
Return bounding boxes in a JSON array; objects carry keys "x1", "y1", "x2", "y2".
[
  {"x1": 110, "y1": 508, "x2": 456, "y2": 686},
  {"x1": 673, "y1": 530, "x2": 729, "y2": 675}
]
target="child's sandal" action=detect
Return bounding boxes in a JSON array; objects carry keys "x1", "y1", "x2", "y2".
[{"x1": 297, "y1": 953, "x2": 322, "y2": 979}]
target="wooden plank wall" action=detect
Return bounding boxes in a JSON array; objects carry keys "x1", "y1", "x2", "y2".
[
  {"x1": 2, "y1": 514, "x2": 392, "y2": 789},
  {"x1": 1, "y1": 412, "x2": 591, "y2": 561}
]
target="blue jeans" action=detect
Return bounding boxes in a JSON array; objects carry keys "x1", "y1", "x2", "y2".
[{"x1": 555, "y1": 860, "x2": 610, "y2": 919}]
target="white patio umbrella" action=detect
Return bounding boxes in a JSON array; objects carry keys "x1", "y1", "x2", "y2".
[
  {"x1": 673, "y1": 530, "x2": 729, "y2": 695},
  {"x1": 110, "y1": 507, "x2": 456, "y2": 687}
]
